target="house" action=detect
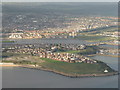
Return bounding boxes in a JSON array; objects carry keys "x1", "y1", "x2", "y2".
[{"x1": 104, "y1": 69, "x2": 108, "y2": 73}]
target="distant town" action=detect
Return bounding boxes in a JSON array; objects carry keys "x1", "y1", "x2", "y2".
[{"x1": 3, "y1": 16, "x2": 118, "y2": 39}]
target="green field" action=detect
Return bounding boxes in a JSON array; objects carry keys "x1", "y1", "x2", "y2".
[
  {"x1": 2, "y1": 40, "x2": 15, "y2": 43},
  {"x1": 60, "y1": 50, "x2": 80, "y2": 54},
  {"x1": 56, "y1": 46, "x2": 99, "y2": 55},
  {"x1": 39, "y1": 58, "x2": 114, "y2": 74}
]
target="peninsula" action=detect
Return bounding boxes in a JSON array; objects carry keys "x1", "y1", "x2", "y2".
[{"x1": 2, "y1": 51, "x2": 118, "y2": 77}]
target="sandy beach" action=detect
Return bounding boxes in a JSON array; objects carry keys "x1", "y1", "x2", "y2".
[{"x1": 0, "y1": 63, "x2": 21, "y2": 67}]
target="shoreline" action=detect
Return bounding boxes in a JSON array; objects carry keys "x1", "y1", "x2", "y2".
[
  {"x1": 1, "y1": 63, "x2": 117, "y2": 78},
  {"x1": 0, "y1": 63, "x2": 21, "y2": 67},
  {"x1": 20, "y1": 65, "x2": 118, "y2": 78},
  {"x1": 0, "y1": 65, "x2": 21, "y2": 67}
]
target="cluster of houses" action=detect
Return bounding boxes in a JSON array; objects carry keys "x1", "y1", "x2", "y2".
[
  {"x1": 7, "y1": 16, "x2": 117, "y2": 39},
  {"x1": 50, "y1": 44, "x2": 86, "y2": 51},
  {"x1": 4, "y1": 43, "x2": 87, "y2": 52},
  {"x1": 40, "y1": 51, "x2": 97, "y2": 64},
  {"x1": 100, "y1": 31, "x2": 120, "y2": 38},
  {"x1": 99, "y1": 49, "x2": 119, "y2": 55},
  {"x1": 5, "y1": 45, "x2": 97, "y2": 64}
]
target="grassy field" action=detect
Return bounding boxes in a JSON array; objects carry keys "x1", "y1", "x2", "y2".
[
  {"x1": 2, "y1": 40, "x2": 15, "y2": 43},
  {"x1": 39, "y1": 58, "x2": 115, "y2": 74},
  {"x1": 55, "y1": 50, "x2": 80, "y2": 54},
  {"x1": 56, "y1": 46, "x2": 99, "y2": 55}
]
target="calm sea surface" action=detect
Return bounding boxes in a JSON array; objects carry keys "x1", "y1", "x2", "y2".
[
  {"x1": 100, "y1": 44, "x2": 118, "y2": 49},
  {"x1": 13, "y1": 38, "x2": 91, "y2": 44},
  {"x1": 3, "y1": 38, "x2": 111, "y2": 46}
]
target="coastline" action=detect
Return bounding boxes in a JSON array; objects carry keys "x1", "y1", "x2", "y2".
[
  {"x1": 2, "y1": 63, "x2": 117, "y2": 78},
  {"x1": 0, "y1": 65, "x2": 21, "y2": 67},
  {"x1": 20, "y1": 65, "x2": 118, "y2": 78}
]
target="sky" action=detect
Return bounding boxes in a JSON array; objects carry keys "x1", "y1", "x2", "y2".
[{"x1": 1, "y1": 0, "x2": 120, "y2": 2}]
